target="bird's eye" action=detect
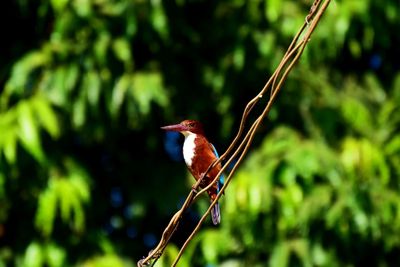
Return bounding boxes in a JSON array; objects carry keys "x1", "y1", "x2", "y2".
[{"x1": 188, "y1": 122, "x2": 195, "y2": 127}]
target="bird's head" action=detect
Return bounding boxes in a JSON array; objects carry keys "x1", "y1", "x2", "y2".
[{"x1": 161, "y1": 120, "x2": 204, "y2": 136}]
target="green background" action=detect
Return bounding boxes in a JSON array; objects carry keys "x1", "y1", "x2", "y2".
[{"x1": 1, "y1": 0, "x2": 400, "y2": 266}]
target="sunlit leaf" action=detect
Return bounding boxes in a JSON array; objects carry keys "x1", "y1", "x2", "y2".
[
  {"x1": 6, "y1": 51, "x2": 50, "y2": 96},
  {"x1": 200, "y1": 231, "x2": 220, "y2": 264},
  {"x1": 265, "y1": 0, "x2": 282, "y2": 22},
  {"x1": 290, "y1": 239, "x2": 311, "y2": 267},
  {"x1": 49, "y1": 64, "x2": 79, "y2": 100},
  {"x1": 84, "y1": 71, "x2": 101, "y2": 107},
  {"x1": 110, "y1": 74, "x2": 130, "y2": 118},
  {"x1": 156, "y1": 245, "x2": 183, "y2": 267},
  {"x1": 3, "y1": 129, "x2": 17, "y2": 164},
  {"x1": 378, "y1": 101, "x2": 397, "y2": 131},
  {"x1": 56, "y1": 178, "x2": 75, "y2": 222},
  {"x1": 340, "y1": 137, "x2": 360, "y2": 173},
  {"x1": 341, "y1": 138, "x2": 389, "y2": 184},
  {"x1": 23, "y1": 242, "x2": 43, "y2": 267},
  {"x1": 32, "y1": 96, "x2": 60, "y2": 138},
  {"x1": 354, "y1": 210, "x2": 368, "y2": 234},
  {"x1": 80, "y1": 254, "x2": 128, "y2": 267},
  {"x1": 73, "y1": 0, "x2": 92, "y2": 17},
  {"x1": 248, "y1": 180, "x2": 263, "y2": 214},
  {"x1": 73, "y1": 96, "x2": 87, "y2": 128},
  {"x1": 112, "y1": 38, "x2": 132, "y2": 64},
  {"x1": 311, "y1": 244, "x2": 331, "y2": 266},
  {"x1": 94, "y1": 32, "x2": 111, "y2": 64},
  {"x1": 254, "y1": 31, "x2": 276, "y2": 56},
  {"x1": 261, "y1": 126, "x2": 300, "y2": 156},
  {"x1": 385, "y1": 135, "x2": 400, "y2": 155},
  {"x1": 269, "y1": 242, "x2": 289, "y2": 267},
  {"x1": 298, "y1": 185, "x2": 332, "y2": 224},
  {"x1": 278, "y1": 165, "x2": 296, "y2": 186},
  {"x1": 98, "y1": 1, "x2": 127, "y2": 16},
  {"x1": 44, "y1": 243, "x2": 66, "y2": 267},
  {"x1": 131, "y1": 72, "x2": 168, "y2": 115},
  {"x1": 341, "y1": 97, "x2": 373, "y2": 135},
  {"x1": 17, "y1": 102, "x2": 44, "y2": 162},
  {"x1": 35, "y1": 185, "x2": 57, "y2": 236},
  {"x1": 35, "y1": 160, "x2": 90, "y2": 236},
  {"x1": 50, "y1": 0, "x2": 68, "y2": 12},
  {"x1": 151, "y1": 3, "x2": 169, "y2": 39},
  {"x1": 286, "y1": 143, "x2": 321, "y2": 181}
]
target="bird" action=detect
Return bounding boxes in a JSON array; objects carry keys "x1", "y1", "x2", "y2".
[{"x1": 161, "y1": 119, "x2": 224, "y2": 225}]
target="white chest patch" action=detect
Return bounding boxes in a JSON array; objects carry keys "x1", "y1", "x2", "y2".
[{"x1": 183, "y1": 132, "x2": 196, "y2": 167}]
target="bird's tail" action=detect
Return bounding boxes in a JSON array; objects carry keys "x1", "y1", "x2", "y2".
[{"x1": 211, "y1": 202, "x2": 221, "y2": 225}]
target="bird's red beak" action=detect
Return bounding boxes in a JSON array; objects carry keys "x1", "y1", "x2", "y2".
[{"x1": 160, "y1": 123, "x2": 187, "y2": 132}]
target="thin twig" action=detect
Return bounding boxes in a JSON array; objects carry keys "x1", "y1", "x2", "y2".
[{"x1": 137, "y1": 1, "x2": 331, "y2": 266}]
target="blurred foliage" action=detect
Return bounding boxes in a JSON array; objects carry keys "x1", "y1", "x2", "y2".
[{"x1": 0, "y1": 0, "x2": 399, "y2": 266}]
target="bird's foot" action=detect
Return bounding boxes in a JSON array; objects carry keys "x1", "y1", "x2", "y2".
[
  {"x1": 192, "y1": 172, "x2": 207, "y2": 194},
  {"x1": 191, "y1": 185, "x2": 199, "y2": 194}
]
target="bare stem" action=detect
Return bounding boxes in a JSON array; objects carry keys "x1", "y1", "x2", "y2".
[{"x1": 137, "y1": 1, "x2": 331, "y2": 266}]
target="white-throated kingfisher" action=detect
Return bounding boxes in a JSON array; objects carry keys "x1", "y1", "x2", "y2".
[{"x1": 161, "y1": 120, "x2": 224, "y2": 225}]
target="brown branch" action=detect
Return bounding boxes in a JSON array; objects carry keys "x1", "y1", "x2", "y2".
[{"x1": 137, "y1": 1, "x2": 331, "y2": 266}]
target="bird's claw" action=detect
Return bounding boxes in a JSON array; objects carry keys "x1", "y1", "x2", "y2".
[{"x1": 191, "y1": 185, "x2": 198, "y2": 194}]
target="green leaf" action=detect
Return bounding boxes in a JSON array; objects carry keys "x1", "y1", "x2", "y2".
[
  {"x1": 200, "y1": 231, "x2": 219, "y2": 264},
  {"x1": 79, "y1": 254, "x2": 127, "y2": 267},
  {"x1": 269, "y1": 242, "x2": 290, "y2": 267},
  {"x1": 385, "y1": 135, "x2": 400, "y2": 155},
  {"x1": 35, "y1": 160, "x2": 90, "y2": 236},
  {"x1": 52, "y1": 65, "x2": 77, "y2": 97},
  {"x1": 0, "y1": 172, "x2": 5, "y2": 199},
  {"x1": 50, "y1": 0, "x2": 69, "y2": 12},
  {"x1": 278, "y1": 166, "x2": 296, "y2": 186},
  {"x1": 248, "y1": 181, "x2": 263, "y2": 214},
  {"x1": 286, "y1": 143, "x2": 321, "y2": 181},
  {"x1": 261, "y1": 126, "x2": 300, "y2": 157},
  {"x1": 232, "y1": 45, "x2": 245, "y2": 70},
  {"x1": 157, "y1": 245, "x2": 190, "y2": 267},
  {"x1": 56, "y1": 178, "x2": 75, "y2": 222},
  {"x1": 46, "y1": 66, "x2": 73, "y2": 106},
  {"x1": 73, "y1": 0, "x2": 92, "y2": 17},
  {"x1": 265, "y1": 0, "x2": 282, "y2": 22},
  {"x1": 112, "y1": 38, "x2": 132, "y2": 64},
  {"x1": 349, "y1": 39, "x2": 361, "y2": 58},
  {"x1": 17, "y1": 102, "x2": 44, "y2": 162},
  {"x1": 131, "y1": 72, "x2": 168, "y2": 115},
  {"x1": 44, "y1": 243, "x2": 66, "y2": 267},
  {"x1": 312, "y1": 244, "x2": 330, "y2": 266},
  {"x1": 151, "y1": 3, "x2": 169, "y2": 39},
  {"x1": 254, "y1": 31, "x2": 276, "y2": 56},
  {"x1": 70, "y1": 172, "x2": 90, "y2": 202},
  {"x1": 73, "y1": 96, "x2": 87, "y2": 128},
  {"x1": 35, "y1": 186, "x2": 57, "y2": 236},
  {"x1": 84, "y1": 71, "x2": 102, "y2": 107},
  {"x1": 290, "y1": 239, "x2": 311, "y2": 267},
  {"x1": 32, "y1": 96, "x2": 60, "y2": 138},
  {"x1": 110, "y1": 74, "x2": 130, "y2": 118},
  {"x1": 94, "y1": 32, "x2": 111, "y2": 64},
  {"x1": 3, "y1": 128, "x2": 17, "y2": 164},
  {"x1": 6, "y1": 51, "x2": 50, "y2": 96},
  {"x1": 341, "y1": 97, "x2": 373, "y2": 135},
  {"x1": 23, "y1": 242, "x2": 43, "y2": 267}
]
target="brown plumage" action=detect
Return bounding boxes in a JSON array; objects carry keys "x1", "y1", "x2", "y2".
[
  {"x1": 186, "y1": 133, "x2": 221, "y2": 201},
  {"x1": 161, "y1": 119, "x2": 224, "y2": 225}
]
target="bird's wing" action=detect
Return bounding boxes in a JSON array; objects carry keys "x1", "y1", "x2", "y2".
[{"x1": 211, "y1": 143, "x2": 225, "y2": 192}]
